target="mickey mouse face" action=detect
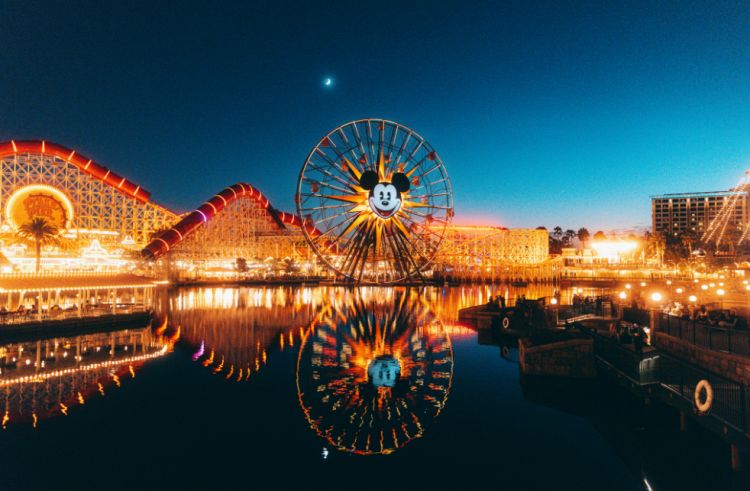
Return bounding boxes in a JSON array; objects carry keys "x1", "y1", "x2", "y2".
[{"x1": 359, "y1": 170, "x2": 410, "y2": 219}]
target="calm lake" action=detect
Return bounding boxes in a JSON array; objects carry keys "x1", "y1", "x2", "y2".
[{"x1": 0, "y1": 285, "x2": 747, "y2": 490}]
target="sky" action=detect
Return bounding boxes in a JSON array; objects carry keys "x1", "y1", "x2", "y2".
[{"x1": 2, "y1": 0, "x2": 750, "y2": 231}]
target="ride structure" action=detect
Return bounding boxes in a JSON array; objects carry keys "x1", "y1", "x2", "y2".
[
  {"x1": 701, "y1": 170, "x2": 750, "y2": 252},
  {"x1": 296, "y1": 118, "x2": 454, "y2": 284}
]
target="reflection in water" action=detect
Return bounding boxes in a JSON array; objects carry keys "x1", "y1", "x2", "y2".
[
  {"x1": 0, "y1": 324, "x2": 174, "y2": 429},
  {"x1": 169, "y1": 287, "x2": 319, "y2": 381},
  {"x1": 296, "y1": 290, "x2": 453, "y2": 455}
]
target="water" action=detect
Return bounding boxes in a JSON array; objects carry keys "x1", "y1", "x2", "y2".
[{"x1": 0, "y1": 285, "x2": 747, "y2": 490}]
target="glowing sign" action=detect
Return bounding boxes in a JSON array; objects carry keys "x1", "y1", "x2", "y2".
[{"x1": 5, "y1": 185, "x2": 74, "y2": 230}]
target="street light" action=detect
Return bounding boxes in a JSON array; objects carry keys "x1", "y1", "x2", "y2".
[
  {"x1": 676, "y1": 287, "x2": 684, "y2": 294},
  {"x1": 688, "y1": 295, "x2": 698, "y2": 303},
  {"x1": 640, "y1": 282, "x2": 647, "y2": 287},
  {"x1": 618, "y1": 291, "x2": 627, "y2": 300},
  {"x1": 651, "y1": 292, "x2": 663, "y2": 302},
  {"x1": 625, "y1": 284, "x2": 632, "y2": 290},
  {"x1": 717, "y1": 288, "x2": 725, "y2": 309},
  {"x1": 550, "y1": 297, "x2": 558, "y2": 305},
  {"x1": 701, "y1": 284, "x2": 708, "y2": 291}
]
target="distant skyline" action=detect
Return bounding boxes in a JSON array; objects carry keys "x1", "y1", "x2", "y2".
[{"x1": 2, "y1": 0, "x2": 750, "y2": 231}]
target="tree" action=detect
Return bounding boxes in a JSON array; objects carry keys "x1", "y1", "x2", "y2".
[
  {"x1": 235, "y1": 257, "x2": 248, "y2": 274},
  {"x1": 563, "y1": 229, "x2": 576, "y2": 246},
  {"x1": 281, "y1": 256, "x2": 299, "y2": 274},
  {"x1": 577, "y1": 228, "x2": 590, "y2": 248},
  {"x1": 593, "y1": 230, "x2": 606, "y2": 241},
  {"x1": 16, "y1": 217, "x2": 59, "y2": 273},
  {"x1": 644, "y1": 231, "x2": 666, "y2": 264},
  {"x1": 680, "y1": 229, "x2": 699, "y2": 257},
  {"x1": 552, "y1": 226, "x2": 563, "y2": 240}
]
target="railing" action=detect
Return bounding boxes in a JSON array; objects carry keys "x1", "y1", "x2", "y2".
[
  {"x1": 0, "y1": 303, "x2": 150, "y2": 326},
  {"x1": 593, "y1": 334, "x2": 659, "y2": 384},
  {"x1": 658, "y1": 353, "x2": 750, "y2": 435},
  {"x1": 656, "y1": 313, "x2": 750, "y2": 357},
  {"x1": 0, "y1": 271, "x2": 144, "y2": 279},
  {"x1": 622, "y1": 307, "x2": 650, "y2": 326},
  {"x1": 557, "y1": 302, "x2": 617, "y2": 322}
]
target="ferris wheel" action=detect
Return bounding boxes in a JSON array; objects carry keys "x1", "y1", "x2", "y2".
[{"x1": 296, "y1": 118, "x2": 453, "y2": 283}]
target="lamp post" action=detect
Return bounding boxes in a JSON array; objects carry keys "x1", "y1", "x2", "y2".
[
  {"x1": 550, "y1": 296, "x2": 558, "y2": 325},
  {"x1": 647, "y1": 292, "x2": 663, "y2": 346},
  {"x1": 717, "y1": 288, "x2": 725, "y2": 310}
]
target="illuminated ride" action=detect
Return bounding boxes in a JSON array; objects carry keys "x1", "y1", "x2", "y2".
[
  {"x1": 296, "y1": 118, "x2": 454, "y2": 283},
  {"x1": 0, "y1": 140, "x2": 176, "y2": 252},
  {"x1": 296, "y1": 290, "x2": 453, "y2": 455},
  {"x1": 702, "y1": 170, "x2": 750, "y2": 251}
]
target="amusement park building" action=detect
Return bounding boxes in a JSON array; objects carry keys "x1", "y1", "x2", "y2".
[{"x1": 0, "y1": 140, "x2": 549, "y2": 278}]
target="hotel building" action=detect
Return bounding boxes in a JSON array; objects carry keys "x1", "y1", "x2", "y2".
[{"x1": 651, "y1": 190, "x2": 749, "y2": 237}]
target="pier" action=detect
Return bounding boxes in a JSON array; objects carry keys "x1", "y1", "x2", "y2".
[{"x1": 461, "y1": 298, "x2": 750, "y2": 470}]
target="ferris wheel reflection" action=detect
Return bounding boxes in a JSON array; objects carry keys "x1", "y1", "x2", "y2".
[{"x1": 296, "y1": 289, "x2": 454, "y2": 455}]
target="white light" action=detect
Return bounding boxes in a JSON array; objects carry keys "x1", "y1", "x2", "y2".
[
  {"x1": 717, "y1": 288, "x2": 725, "y2": 296},
  {"x1": 625, "y1": 284, "x2": 631, "y2": 290},
  {"x1": 651, "y1": 292, "x2": 663, "y2": 302},
  {"x1": 618, "y1": 292, "x2": 627, "y2": 300},
  {"x1": 701, "y1": 284, "x2": 708, "y2": 291},
  {"x1": 688, "y1": 295, "x2": 697, "y2": 303},
  {"x1": 550, "y1": 297, "x2": 558, "y2": 305},
  {"x1": 640, "y1": 282, "x2": 647, "y2": 287},
  {"x1": 676, "y1": 287, "x2": 683, "y2": 294}
]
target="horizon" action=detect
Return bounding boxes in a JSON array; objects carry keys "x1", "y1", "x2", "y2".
[{"x1": 2, "y1": 1, "x2": 750, "y2": 231}]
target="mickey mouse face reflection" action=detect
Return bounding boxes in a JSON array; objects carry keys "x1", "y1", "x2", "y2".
[{"x1": 359, "y1": 170, "x2": 410, "y2": 219}]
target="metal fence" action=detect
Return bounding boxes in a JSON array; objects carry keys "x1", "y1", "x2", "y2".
[
  {"x1": 622, "y1": 307, "x2": 650, "y2": 326},
  {"x1": 658, "y1": 353, "x2": 750, "y2": 435},
  {"x1": 656, "y1": 313, "x2": 750, "y2": 356},
  {"x1": 594, "y1": 335, "x2": 659, "y2": 384}
]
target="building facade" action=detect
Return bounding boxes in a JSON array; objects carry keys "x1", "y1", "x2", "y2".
[{"x1": 651, "y1": 190, "x2": 749, "y2": 238}]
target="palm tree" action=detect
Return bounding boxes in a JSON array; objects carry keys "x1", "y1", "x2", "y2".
[
  {"x1": 281, "y1": 256, "x2": 299, "y2": 274},
  {"x1": 563, "y1": 229, "x2": 576, "y2": 246},
  {"x1": 552, "y1": 226, "x2": 563, "y2": 240},
  {"x1": 577, "y1": 228, "x2": 590, "y2": 248},
  {"x1": 16, "y1": 217, "x2": 59, "y2": 273}
]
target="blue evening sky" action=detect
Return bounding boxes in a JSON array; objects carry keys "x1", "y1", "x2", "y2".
[{"x1": 2, "y1": 0, "x2": 750, "y2": 231}]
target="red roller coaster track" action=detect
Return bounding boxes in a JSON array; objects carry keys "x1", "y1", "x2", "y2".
[
  {"x1": 0, "y1": 139, "x2": 330, "y2": 260},
  {"x1": 0, "y1": 140, "x2": 151, "y2": 203}
]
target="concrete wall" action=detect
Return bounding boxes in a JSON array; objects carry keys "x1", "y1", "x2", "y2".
[
  {"x1": 519, "y1": 337, "x2": 596, "y2": 378},
  {"x1": 655, "y1": 332, "x2": 750, "y2": 385}
]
